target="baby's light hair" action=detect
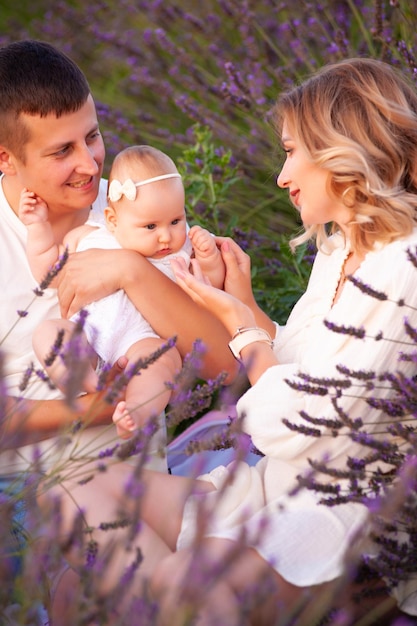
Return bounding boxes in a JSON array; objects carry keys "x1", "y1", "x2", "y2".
[{"x1": 107, "y1": 145, "x2": 181, "y2": 208}]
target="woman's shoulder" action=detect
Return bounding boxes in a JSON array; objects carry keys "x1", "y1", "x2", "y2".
[
  {"x1": 399, "y1": 226, "x2": 417, "y2": 248},
  {"x1": 372, "y1": 227, "x2": 417, "y2": 263},
  {"x1": 362, "y1": 228, "x2": 417, "y2": 298}
]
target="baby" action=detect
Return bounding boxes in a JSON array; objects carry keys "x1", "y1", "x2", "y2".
[{"x1": 19, "y1": 145, "x2": 225, "y2": 466}]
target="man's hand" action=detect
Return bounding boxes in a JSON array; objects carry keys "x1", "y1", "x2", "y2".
[{"x1": 57, "y1": 248, "x2": 138, "y2": 318}]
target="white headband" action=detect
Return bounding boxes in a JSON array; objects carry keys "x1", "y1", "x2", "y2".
[{"x1": 108, "y1": 173, "x2": 182, "y2": 202}]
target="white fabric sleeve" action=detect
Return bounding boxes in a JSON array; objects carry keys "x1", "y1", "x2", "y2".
[{"x1": 239, "y1": 235, "x2": 417, "y2": 465}]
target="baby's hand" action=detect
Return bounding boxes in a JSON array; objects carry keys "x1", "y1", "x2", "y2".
[
  {"x1": 189, "y1": 225, "x2": 218, "y2": 259},
  {"x1": 18, "y1": 188, "x2": 49, "y2": 225}
]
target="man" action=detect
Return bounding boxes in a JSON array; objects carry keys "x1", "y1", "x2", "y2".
[
  {"x1": 0, "y1": 39, "x2": 237, "y2": 458},
  {"x1": 0, "y1": 40, "x2": 238, "y2": 620}
]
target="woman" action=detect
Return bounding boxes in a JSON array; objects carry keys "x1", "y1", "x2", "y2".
[{"x1": 54, "y1": 57, "x2": 417, "y2": 624}]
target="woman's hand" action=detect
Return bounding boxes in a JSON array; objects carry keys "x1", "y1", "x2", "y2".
[
  {"x1": 171, "y1": 257, "x2": 279, "y2": 385},
  {"x1": 214, "y1": 237, "x2": 277, "y2": 338},
  {"x1": 214, "y1": 237, "x2": 255, "y2": 305},
  {"x1": 171, "y1": 257, "x2": 256, "y2": 336}
]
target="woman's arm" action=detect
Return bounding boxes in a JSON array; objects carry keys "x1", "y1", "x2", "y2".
[
  {"x1": 57, "y1": 248, "x2": 239, "y2": 382},
  {"x1": 171, "y1": 256, "x2": 278, "y2": 386},
  {"x1": 214, "y1": 238, "x2": 276, "y2": 337}
]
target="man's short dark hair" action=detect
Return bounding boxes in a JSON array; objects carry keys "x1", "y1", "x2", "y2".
[{"x1": 0, "y1": 40, "x2": 91, "y2": 159}]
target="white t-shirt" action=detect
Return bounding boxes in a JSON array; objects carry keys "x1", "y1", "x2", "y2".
[
  {"x1": 0, "y1": 176, "x2": 108, "y2": 400},
  {"x1": 0, "y1": 177, "x2": 126, "y2": 474}
]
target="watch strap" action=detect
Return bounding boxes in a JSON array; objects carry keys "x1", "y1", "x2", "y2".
[{"x1": 228, "y1": 327, "x2": 273, "y2": 360}]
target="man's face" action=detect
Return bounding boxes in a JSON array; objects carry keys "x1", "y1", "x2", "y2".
[{"x1": 14, "y1": 95, "x2": 105, "y2": 217}]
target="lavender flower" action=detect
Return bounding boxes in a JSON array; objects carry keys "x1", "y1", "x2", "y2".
[
  {"x1": 36, "y1": 247, "x2": 69, "y2": 293},
  {"x1": 323, "y1": 320, "x2": 366, "y2": 339},
  {"x1": 2, "y1": 2, "x2": 417, "y2": 622}
]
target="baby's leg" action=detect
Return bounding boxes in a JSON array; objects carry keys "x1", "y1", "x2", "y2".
[
  {"x1": 112, "y1": 337, "x2": 181, "y2": 440},
  {"x1": 33, "y1": 318, "x2": 98, "y2": 394}
]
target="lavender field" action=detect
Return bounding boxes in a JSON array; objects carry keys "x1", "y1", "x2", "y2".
[{"x1": 1, "y1": 1, "x2": 417, "y2": 624}]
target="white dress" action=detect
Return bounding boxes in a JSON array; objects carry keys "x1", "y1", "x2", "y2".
[
  {"x1": 178, "y1": 229, "x2": 417, "y2": 612},
  {"x1": 70, "y1": 225, "x2": 193, "y2": 363},
  {"x1": 67, "y1": 225, "x2": 193, "y2": 473}
]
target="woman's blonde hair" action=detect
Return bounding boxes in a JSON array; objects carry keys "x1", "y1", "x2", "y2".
[{"x1": 273, "y1": 57, "x2": 417, "y2": 253}]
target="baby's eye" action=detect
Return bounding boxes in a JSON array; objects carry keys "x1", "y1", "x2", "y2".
[
  {"x1": 145, "y1": 224, "x2": 156, "y2": 230},
  {"x1": 172, "y1": 219, "x2": 181, "y2": 225}
]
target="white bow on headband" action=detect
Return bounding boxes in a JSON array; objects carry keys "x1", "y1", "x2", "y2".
[{"x1": 108, "y1": 173, "x2": 182, "y2": 202}]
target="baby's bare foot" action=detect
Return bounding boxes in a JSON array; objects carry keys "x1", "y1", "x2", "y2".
[{"x1": 112, "y1": 400, "x2": 136, "y2": 439}]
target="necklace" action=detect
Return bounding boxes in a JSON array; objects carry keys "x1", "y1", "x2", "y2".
[
  {"x1": 333, "y1": 251, "x2": 354, "y2": 305},
  {"x1": 340, "y1": 251, "x2": 354, "y2": 286}
]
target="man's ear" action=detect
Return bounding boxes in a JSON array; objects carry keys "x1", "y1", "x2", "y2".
[
  {"x1": 0, "y1": 146, "x2": 17, "y2": 175},
  {"x1": 104, "y1": 205, "x2": 117, "y2": 231}
]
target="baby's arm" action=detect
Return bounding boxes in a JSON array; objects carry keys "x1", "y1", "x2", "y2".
[
  {"x1": 18, "y1": 188, "x2": 59, "y2": 283},
  {"x1": 188, "y1": 225, "x2": 226, "y2": 288}
]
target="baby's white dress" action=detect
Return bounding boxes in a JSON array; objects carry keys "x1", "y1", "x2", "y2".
[
  {"x1": 68, "y1": 222, "x2": 193, "y2": 473},
  {"x1": 71, "y1": 223, "x2": 193, "y2": 363}
]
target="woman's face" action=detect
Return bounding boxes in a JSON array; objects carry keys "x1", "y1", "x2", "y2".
[{"x1": 277, "y1": 121, "x2": 350, "y2": 228}]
